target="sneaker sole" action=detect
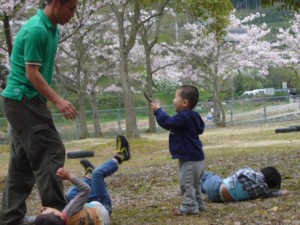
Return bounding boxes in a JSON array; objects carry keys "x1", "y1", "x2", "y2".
[{"x1": 117, "y1": 135, "x2": 131, "y2": 160}]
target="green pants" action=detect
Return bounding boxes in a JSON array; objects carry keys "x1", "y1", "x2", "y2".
[{"x1": 0, "y1": 96, "x2": 67, "y2": 225}]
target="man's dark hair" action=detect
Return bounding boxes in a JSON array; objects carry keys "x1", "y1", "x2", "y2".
[
  {"x1": 260, "y1": 166, "x2": 281, "y2": 189},
  {"x1": 35, "y1": 212, "x2": 65, "y2": 225},
  {"x1": 177, "y1": 85, "x2": 199, "y2": 109},
  {"x1": 46, "y1": 0, "x2": 71, "y2": 5}
]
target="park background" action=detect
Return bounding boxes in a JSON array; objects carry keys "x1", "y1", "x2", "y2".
[
  {"x1": 1, "y1": 0, "x2": 300, "y2": 224},
  {"x1": 2, "y1": 0, "x2": 300, "y2": 140}
]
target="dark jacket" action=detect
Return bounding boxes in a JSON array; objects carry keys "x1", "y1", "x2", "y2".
[{"x1": 154, "y1": 108, "x2": 205, "y2": 161}]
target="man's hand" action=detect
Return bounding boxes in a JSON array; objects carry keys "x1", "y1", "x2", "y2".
[
  {"x1": 26, "y1": 64, "x2": 78, "y2": 120},
  {"x1": 54, "y1": 97, "x2": 78, "y2": 120}
]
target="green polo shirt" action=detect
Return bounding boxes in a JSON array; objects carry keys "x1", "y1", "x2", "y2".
[{"x1": 1, "y1": 9, "x2": 60, "y2": 101}]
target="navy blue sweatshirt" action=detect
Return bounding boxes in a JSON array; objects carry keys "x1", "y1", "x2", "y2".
[{"x1": 154, "y1": 108, "x2": 205, "y2": 161}]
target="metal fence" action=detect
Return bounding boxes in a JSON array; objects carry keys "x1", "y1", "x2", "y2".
[{"x1": 0, "y1": 95, "x2": 300, "y2": 144}]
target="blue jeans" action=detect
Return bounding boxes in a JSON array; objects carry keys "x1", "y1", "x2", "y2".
[
  {"x1": 201, "y1": 171, "x2": 223, "y2": 202},
  {"x1": 66, "y1": 159, "x2": 118, "y2": 214}
]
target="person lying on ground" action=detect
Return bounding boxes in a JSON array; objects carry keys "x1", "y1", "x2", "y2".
[
  {"x1": 201, "y1": 166, "x2": 288, "y2": 203},
  {"x1": 35, "y1": 135, "x2": 130, "y2": 225}
]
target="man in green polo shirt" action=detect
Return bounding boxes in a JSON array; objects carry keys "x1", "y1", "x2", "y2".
[{"x1": 0, "y1": 0, "x2": 78, "y2": 224}]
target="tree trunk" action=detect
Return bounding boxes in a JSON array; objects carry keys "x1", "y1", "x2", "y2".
[
  {"x1": 220, "y1": 105, "x2": 226, "y2": 127},
  {"x1": 78, "y1": 92, "x2": 89, "y2": 139},
  {"x1": 3, "y1": 15, "x2": 13, "y2": 141},
  {"x1": 212, "y1": 44, "x2": 226, "y2": 127},
  {"x1": 111, "y1": 3, "x2": 141, "y2": 138},
  {"x1": 144, "y1": 43, "x2": 157, "y2": 133},
  {"x1": 3, "y1": 15, "x2": 13, "y2": 57},
  {"x1": 138, "y1": 3, "x2": 166, "y2": 133},
  {"x1": 213, "y1": 94, "x2": 226, "y2": 127},
  {"x1": 90, "y1": 90, "x2": 103, "y2": 137},
  {"x1": 119, "y1": 53, "x2": 140, "y2": 138}
]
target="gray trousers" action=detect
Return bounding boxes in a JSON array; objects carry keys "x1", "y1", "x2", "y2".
[
  {"x1": 179, "y1": 159, "x2": 205, "y2": 214},
  {"x1": 0, "y1": 96, "x2": 67, "y2": 225}
]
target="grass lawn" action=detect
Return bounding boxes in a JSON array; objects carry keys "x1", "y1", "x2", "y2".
[{"x1": 0, "y1": 121, "x2": 300, "y2": 225}]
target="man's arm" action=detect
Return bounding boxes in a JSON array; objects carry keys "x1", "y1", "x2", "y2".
[{"x1": 26, "y1": 64, "x2": 78, "y2": 120}]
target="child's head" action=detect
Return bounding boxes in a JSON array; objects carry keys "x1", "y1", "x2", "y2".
[
  {"x1": 173, "y1": 85, "x2": 199, "y2": 111},
  {"x1": 35, "y1": 207, "x2": 65, "y2": 225},
  {"x1": 35, "y1": 213, "x2": 64, "y2": 225},
  {"x1": 260, "y1": 166, "x2": 282, "y2": 189}
]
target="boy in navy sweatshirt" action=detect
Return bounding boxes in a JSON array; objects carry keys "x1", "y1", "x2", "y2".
[{"x1": 151, "y1": 85, "x2": 206, "y2": 215}]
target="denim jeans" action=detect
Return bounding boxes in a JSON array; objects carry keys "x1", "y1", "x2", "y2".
[
  {"x1": 66, "y1": 159, "x2": 118, "y2": 215},
  {"x1": 201, "y1": 171, "x2": 223, "y2": 202}
]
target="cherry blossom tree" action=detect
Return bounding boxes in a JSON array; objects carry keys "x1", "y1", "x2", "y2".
[
  {"x1": 106, "y1": 0, "x2": 180, "y2": 138},
  {"x1": 0, "y1": 0, "x2": 38, "y2": 89},
  {"x1": 1, "y1": 0, "x2": 114, "y2": 138},
  {"x1": 108, "y1": 1, "x2": 151, "y2": 138},
  {"x1": 176, "y1": 13, "x2": 283, "y2": 127},
  {"x1": 56, "y1": 0, "x2": 116, "y2": 138},
  {"x1": 56, "y1": 0, "x2": 234, "y2": 137},
  {"x1": 173, "y1": 0, "x2": 233, "y2": 37},
  {"x1": 136, "y1": 3, "x2": 171, "y2": 133},
  {"x1": 134, "y1": 0, "x2": 233, "y2": 133},
  {"x1": 277, "y1": 13, "x2": 300, "y2": 77}
]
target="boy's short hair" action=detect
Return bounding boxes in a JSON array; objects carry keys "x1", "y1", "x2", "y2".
[
  {"x1": 177, "y1": 85, "x2": 199, "y2": 109},
  {"x1": 260, "y1": 166, "x2": 281, "y2": 189},
  {"x1": 35, "y1": 212, "x2": 65, "y2": 225}
]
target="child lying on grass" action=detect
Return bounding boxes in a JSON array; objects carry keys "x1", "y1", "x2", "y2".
[
  {"x1": 35, "y1": 135, "x2": 130, "y2": 225},
  {"x1": 201, "y1": 166, "x2": 288, "y2": 203}
]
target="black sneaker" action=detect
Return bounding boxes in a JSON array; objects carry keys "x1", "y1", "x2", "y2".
[
  {"x1": 115, "y1": 135, "x2": 131, "y2": 162},
  {"x1": 80, "y1": 159, "x2": 95, "y2": 175}
]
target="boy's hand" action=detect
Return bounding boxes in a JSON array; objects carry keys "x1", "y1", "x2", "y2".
[
  {"x1": 281, "y1": 189, "x2": 288, "y2": 195},
  {"x1": 150, "y1": 102, "x2": 160, "y2": 112},
  {"x1": 56, "y1": 167, "x2": 72, "y2": 181}
]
